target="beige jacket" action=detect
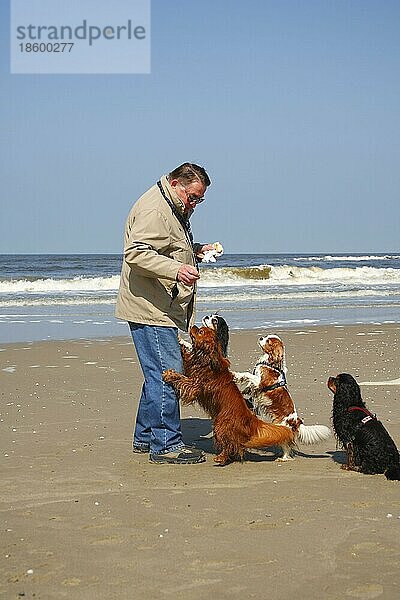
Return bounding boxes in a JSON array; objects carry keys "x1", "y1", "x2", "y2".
[{"x1": 115, "y1": 175, "x2": 199, "y2": 331}]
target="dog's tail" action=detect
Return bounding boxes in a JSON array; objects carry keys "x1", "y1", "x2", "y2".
[
  {"x1": 296, "y1": 423, "x2": 332, "y2": 446},
  {"x1": 245, "y1": 420, "x2": 294, "y2": 449},
  {"x1": 385, "y1": 465, "x2": 400, "y2": 481}
]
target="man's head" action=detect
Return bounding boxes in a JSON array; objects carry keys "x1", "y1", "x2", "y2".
[{"x1": 168, "y1": 163, "x2": 211, "y2": 212}]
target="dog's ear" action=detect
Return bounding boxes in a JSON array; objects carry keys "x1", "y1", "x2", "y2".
[
  {"x1": 327, "y1": 377, "x2": 337, "y2": 393},
  {"x1": 217, "y1": 320, "x2": 229, "y2": 357},
  {"x1": 334, "y1": 373, "x2": 363, "y2": 407},
  {"x1": 207, "y1": 336, "x2": 230, "y2": 372},
  {"x1": 271, "y1": 338, "x2": 284, "y2": 365},
  {"x1": 337, "y1": 373, "x2": 360, "y2": 393},
  {"x1": 209, "y1": 350, "x2": 230, "y2": 372},
  {"x1": 198, "y1": 326, "x2": 230, "y2": 372}
]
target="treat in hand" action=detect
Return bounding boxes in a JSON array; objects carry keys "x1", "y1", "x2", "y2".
[{"x1": 202, "y1": 242, "x2": 224, "y2": 263}]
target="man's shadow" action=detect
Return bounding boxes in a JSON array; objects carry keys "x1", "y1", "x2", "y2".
[{"x1": 181, "y1": 418, "x2": 214, "y2": 454}]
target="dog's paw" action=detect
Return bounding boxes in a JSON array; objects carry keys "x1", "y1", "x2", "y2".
[
  {"x1": 340, "y1": 464, "x2": 354, "y2": 471},
  {"x1": 162, "y1": 369, "x2": 180, "y2": 383},
  {"x1": 178, "y1": 338, "x2": 192, "y2": 350},
  {"x1": 276, "y1": 455, "x2": 295, "y2": 462},
  {"x1": 214, "y1": 453, "x2": 230, "y2": 466}
]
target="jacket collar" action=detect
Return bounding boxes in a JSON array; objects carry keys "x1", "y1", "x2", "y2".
[{"x1": 160, "y1": 175, "x2": 193, "y2": 219}]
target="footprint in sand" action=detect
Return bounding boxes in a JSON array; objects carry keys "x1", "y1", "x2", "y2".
[
  {"x1": 90, "y1": 535, "x2": 126, "y2": 546},
  {"x1": 345, "y1": 583, "x2": 384, "y2": 598},
  {"x1": 62, "y1": 577, "x2": 81, "y2": 587}
]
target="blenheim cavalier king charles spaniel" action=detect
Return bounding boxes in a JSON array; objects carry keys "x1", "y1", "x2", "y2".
[
  {"x1": 328, "y1": 373, "x2": 400, "y2": 480},
  {"x1": 234, "y1": 334, "x2": 331, "y2": 461},
  {"x1": 163, "y1": 326, "x2": 294, "y2": 465},
  {"x1": 179, "y1": 314, "x2": 229, "y2": 361}
]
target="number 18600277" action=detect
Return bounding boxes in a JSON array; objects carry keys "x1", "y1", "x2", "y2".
[{"x1": 19, "y1": 42, "x2": 74, "y2": 52}]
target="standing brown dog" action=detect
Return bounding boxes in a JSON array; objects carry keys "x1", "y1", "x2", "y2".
[{"x1": 163, "y1": 325, "x2": 294, "y2": 465}]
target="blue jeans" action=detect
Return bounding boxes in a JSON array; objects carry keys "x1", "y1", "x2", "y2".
[{"x1": 128, "y1": 322, "x2": 184, "y2": 454}]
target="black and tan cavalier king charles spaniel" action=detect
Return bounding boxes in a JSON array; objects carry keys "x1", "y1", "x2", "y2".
[{"x1": 328, "y1": 373, "x2": 400, "y2": 480}]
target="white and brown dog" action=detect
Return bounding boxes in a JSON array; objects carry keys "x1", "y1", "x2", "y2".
[
  {"x1": 234, "y1": 334, "x2": 331, "y2": 460},
  {"x1": 179, "y1": 314, "x2": 229, "y2": 359}
]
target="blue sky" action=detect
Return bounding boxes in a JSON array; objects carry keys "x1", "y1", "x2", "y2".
[{"x1": 1, "y1": 0, "x2": 399, "y2": 254}]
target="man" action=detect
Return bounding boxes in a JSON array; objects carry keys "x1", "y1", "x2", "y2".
[{"x1": 116, "y1": 163, "x2": 213, "y2": 464}]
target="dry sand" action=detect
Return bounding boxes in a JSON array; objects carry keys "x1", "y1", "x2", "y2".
[{"x1": 1, "y1": 324, "x2": 400, "y2": 600}]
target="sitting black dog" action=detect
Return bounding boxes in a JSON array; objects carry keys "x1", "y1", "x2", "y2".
[{"x1": 328, "y1": 373, "x2": 400, "y2": 480}]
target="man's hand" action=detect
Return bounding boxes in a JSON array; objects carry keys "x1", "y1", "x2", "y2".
[
  {"x1": 195, "y1": 244, "x2": 214, "y2": 260},
  {"x1": 177, "y1": 264, "x2": 200, "y2": 286},
  {"x1": 200, "y1": 244, "x2": 214, "y2": 253},
  {"x1": 196, "y1": 242, "x2": 224, "y2": 263}
]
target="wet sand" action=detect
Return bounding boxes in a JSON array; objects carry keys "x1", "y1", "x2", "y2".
[{"x1": 1, "y1": 324, "x2": 400, "y2": 599}]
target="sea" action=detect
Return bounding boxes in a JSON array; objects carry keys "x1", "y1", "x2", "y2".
[{"x1": 0, "y1": 253, "x2": 399, "y2": 343}]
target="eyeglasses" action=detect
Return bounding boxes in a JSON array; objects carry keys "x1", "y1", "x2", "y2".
[{"x1": 179, "y1": 183, "x2": 205, "y2": 205}]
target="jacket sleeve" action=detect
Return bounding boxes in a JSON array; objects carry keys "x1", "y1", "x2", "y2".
[{"x1": 124, "y1": 208, "x2": 182, "y2": 280}]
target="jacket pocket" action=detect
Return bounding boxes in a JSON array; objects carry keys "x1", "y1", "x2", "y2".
[
  {"x1": 159, "y1": 278, "x2": 178, "y2": 300},
  {"x1": 160, "y1": 279, "x2": 193, "y2": 307},
  {"x1": 174, "y1": 281, "x2": 194, "y2": 304}
]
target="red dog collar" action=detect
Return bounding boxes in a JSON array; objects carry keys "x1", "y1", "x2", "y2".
[{"x1": 347, "y1": 406, "x2": 377, "y2": 424}]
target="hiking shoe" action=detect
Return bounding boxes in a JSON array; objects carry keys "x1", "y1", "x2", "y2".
[
  {"x1": 132, "y1": 444, "x2": 150, "y2": 454},
  {"x1": 150, "y1": 446, "x2": 205, "y2": 464}
]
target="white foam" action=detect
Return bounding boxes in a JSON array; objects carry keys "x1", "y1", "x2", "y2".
[
  {"x1": 0, "y1": 275, "x2": 119, "y2": 294},
  {"x1": 2, "y1": 265, "x2": 400, "y2": 298},
  {"x1": 294, "y1": 331, "x2": 315, "y2": 335},
  {"x1": 294, "y1": 254, "x2": 400, "y2": 262},
  {"x1": 275, "y1": 319, "x2": 319, "y2": 324},
  {"x1": 199, "y1": 265, "x2": 400, "y2": 288},
  {"x1": 6, "y1": 320, "x2": 26, "y2": 323}
]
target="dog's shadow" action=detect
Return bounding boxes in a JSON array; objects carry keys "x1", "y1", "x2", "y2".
[
  {"x1": 326, "y1": 450, "x2": 347, "y2": 465},
  {"x1": 182, "y1": 418, "x2": 333, "y2": 462},
  {"x1": 182, "y1": 419, "x2": 284, "y2": 460},
  {"x1": 246, "y1": 448, "x2": 332, "y2": 462}
]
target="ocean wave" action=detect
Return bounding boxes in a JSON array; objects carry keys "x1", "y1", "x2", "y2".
[
  {"x1": 198, "y1": 287, "x2": 400, "y2": 303},
  {"x1": 0, "y1": 264, "x2": 400, "y2": 295},
  {"x1": 0, "y1": 275, "x2": 120, "y2": 294},
  {"x1": 199, "y1": 264, "x2": 400, "y2": 287},
  {"x1": 0, "y1": 297, "x2": 117, "y2": 308},
  {"x1": 293, "y1": 255, "x2": 400, "y2": 262},
  {"x1": 1, "y1": 286, "x2": 399, "y2": 308}
]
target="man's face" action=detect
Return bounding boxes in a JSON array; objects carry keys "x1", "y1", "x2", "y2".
[{"x1": 172, "y1": 179, "x2": 207, "y2": 211}]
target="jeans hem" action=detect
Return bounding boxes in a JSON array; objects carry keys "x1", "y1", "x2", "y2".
[
  {"x1": 133, "y1": 442, "x2": 150, "y2": 450},
  {"x1": 154, "y1": 443, "x2": 185, "y2": 456}
]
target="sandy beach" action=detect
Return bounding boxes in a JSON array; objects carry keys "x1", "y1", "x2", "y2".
[{"x1": 1, "y1": 323, "x2": 400, "y2": 600}]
